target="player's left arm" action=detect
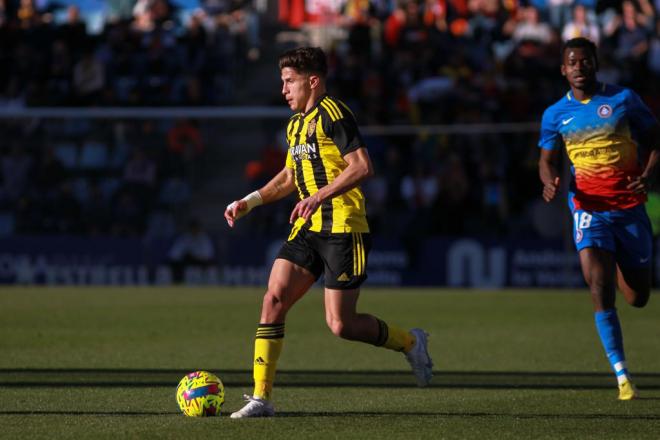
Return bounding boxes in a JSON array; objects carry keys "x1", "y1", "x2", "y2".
[
  {"x1": 289, "y1": 147, "x2": 373, "y2": 223},
  {"x1": 625, "y1": 90, "x2": 660, "y2": 194},
  {"x1": 628, "y1": 123, "x2": 660, "y2": 194}
]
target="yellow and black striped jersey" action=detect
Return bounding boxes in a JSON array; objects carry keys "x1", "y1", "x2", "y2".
[{"x1": 285, "y1": 94, "x2": 369, "y2": 234}]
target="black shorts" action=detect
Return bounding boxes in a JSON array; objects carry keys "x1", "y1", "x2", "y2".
[{"x1": 277, "y1": 226, "x2": 371, "y2": 289}]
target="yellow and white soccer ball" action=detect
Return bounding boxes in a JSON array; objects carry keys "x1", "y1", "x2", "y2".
[{"x1": 176, "y1": 371, "x2": 225, "y2": 417}]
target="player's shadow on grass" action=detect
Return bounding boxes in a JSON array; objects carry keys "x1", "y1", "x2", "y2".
[
  {"x1": 0, "y1": 410, "x2": 178, "y2": 416},
  {"x1": 3, "y1": 410, "x2": 660, "y2": 420},
  {"x1": 274, "y1": 411, "x2": 660, "y2": 420},
  {"x1": 2, "y1": 369, "x2": 660, "y2": 390}
]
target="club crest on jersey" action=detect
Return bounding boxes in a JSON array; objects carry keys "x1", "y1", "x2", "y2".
[
  {"x1": 307, "y1": 119, "x2": 317, "y2": 139},
  {"x1": 575, "y1": 228, "x2": 583, "y2": 244},
  {"x1": 597, "y1": 104, "x2": 612, "y2": 118}
]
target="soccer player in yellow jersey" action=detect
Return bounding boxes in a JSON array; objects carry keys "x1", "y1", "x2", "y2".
[{"x1": 224, "y1": 47, "x2": 433, "y2": 418}]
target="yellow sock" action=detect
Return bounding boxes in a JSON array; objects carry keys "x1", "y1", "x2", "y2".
[
  {"x1": 252, "y1": 323, "x2": 284, "y2": 400},
  {"x1": 375, "y1": 319, "x2": 416, "y2": 352}
]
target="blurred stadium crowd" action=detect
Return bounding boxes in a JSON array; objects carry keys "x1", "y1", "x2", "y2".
[
  {"x1": 1, "y1": 0, "x2": 659, "y2": 111},
  {"x1": 1, "y1": 0, "x2": 660, "y2": 244},
  {"x1": 0, "y1": 117, "x2": 202, "y2": 238}
]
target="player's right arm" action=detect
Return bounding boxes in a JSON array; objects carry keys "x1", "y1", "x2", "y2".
[
  {"x1": 224, "y1": 166, "x2": 296, "y2": 227},
  {"x1": 539, "y1": 148, "x2": 560, "y2": 202},
  {"x1": 538, "y1": 106, "x2": 562, "y2": 203}
]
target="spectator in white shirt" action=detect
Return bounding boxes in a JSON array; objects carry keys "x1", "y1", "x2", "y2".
[{"x1": 562, "y1": 4, "x2": 600, "y2": 45}]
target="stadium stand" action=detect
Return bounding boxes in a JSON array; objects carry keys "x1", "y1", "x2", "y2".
[{"x1": 0, "y1": 0, "x2": 659, "y2": 245}]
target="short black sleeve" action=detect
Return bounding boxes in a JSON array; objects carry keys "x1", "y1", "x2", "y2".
[{"x1": 329, "y1": 113, "x2": 364, "y2": 156}]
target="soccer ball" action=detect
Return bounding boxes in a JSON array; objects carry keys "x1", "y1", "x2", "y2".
[{"x1": 176, "y1": 371, "x2": 225, "y2": 417}]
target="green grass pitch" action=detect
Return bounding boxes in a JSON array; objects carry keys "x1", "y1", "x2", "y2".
[{"x1": 1, "y1": 287, "x2": 660, "y2": 439}]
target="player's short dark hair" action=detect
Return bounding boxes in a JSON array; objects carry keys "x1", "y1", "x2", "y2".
[
  {"x1": 278, "y1": 47, "x2": 328, "y2": 77},
  {"x1": 561, "y1": 37, "x2": 599, "y2": 68}
]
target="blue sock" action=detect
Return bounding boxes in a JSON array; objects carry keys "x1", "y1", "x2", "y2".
[{"x1": 594, "y1": 309, "x2": 630, "y2": 384}]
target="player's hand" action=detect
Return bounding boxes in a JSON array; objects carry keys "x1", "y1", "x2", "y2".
[
  {"x1": 290, "y1": 194, "x2": 321, "y2": 224},
  {"x1": 542, "y1": 177, "x2": 560, "y2": 202},
  {"x1": 224, "y1": 200, "x2": 248, "y2": 228},
  {"x1": 626, "y1": 175, "x2": 649, "y2": 194}
]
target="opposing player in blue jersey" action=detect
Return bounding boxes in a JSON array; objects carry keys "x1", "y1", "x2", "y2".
[{"x1": 538, "y1": 37, "x2": 660, "y2": 400}]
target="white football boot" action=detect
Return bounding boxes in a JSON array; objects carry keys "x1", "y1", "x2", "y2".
[
  {"x1": 230, "y1": 394, "x2": 275, "y2": 419},
  {"x1": 405, "y1": 328, "x2": 433, "y2": 387}
]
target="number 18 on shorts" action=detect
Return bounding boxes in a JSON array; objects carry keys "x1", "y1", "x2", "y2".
[{"x1": 571, "y1": 205, "x2": 652, "y2": 268}]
